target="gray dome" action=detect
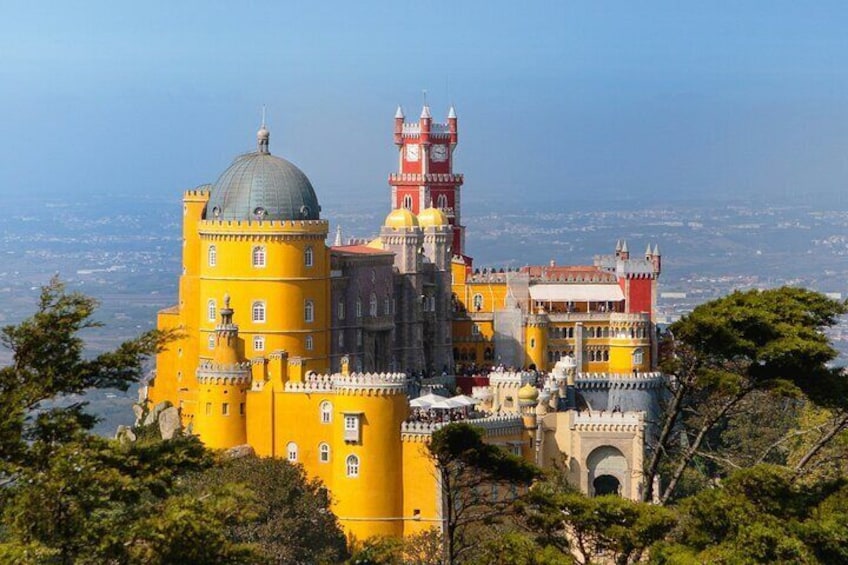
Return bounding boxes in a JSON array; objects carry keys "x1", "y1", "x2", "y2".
[{"x1": 206, "y1": 144, "x2": 320, "y2": 222}]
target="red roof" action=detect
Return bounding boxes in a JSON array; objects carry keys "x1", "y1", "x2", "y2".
[{"x1": 331, "y1": 245, "x2": 393, "y2": 256}]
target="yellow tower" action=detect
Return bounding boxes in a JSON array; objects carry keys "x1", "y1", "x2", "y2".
[
  {"x1": 194, "y1": 294, "x2": 249, "y2": 449},
  {"x1": 525, "y1": 309, "x2": 549, "y2": 372},
  {"x1": 331, "y1": 374, "x2": 409, "y2": 538}
]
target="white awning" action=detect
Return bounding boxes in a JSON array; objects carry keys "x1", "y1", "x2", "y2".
[{"x1": 529, "y1": 283, "x2": 624, "y2": 303}]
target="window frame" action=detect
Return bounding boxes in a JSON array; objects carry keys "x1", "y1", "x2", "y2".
[
  {"x1": 346, "y1": 454, "x2": 360, "y2": 477},
  {"x1": 252, "y1": 245, "x2": 267, "y2": 268},
  {"x1": 252, "y1": 301, "x2": 266, "y2": 323}
]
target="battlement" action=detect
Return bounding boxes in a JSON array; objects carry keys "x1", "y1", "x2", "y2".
[
  {"x1": 388, "y1": 173, "x2": 463, "y2": 184},
  {"x1": 196, "y1": 361, "x2": 251, "y2": 384},
  {"x1": 401, "y1": 414, "x2": 523, "y2": 440},
  {"x1": 333, "y1": 372, "x2": 408, "y2": 394},
  {"x1": 574, "y1": 372, "x2": 665, "y2": 391},
  {"x1": 198, "y1": 218, "x2": 328, "y2": 236},
  {"x1": 183, "y1": 187, "x2": 211, "y2": 201},
  {"x1": 489, "y1": 371, "x2": 535, "y2": 387},
  {"x1": 571, "y1": 410, "x2": 644, "y2": 432},
  {"x1": 400, "y1": 122, "x2": 451, "y2": 136}
]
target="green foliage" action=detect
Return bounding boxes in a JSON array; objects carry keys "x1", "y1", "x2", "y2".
[
  {"x1": 521, "y1": 469, "x2": 675, "y2": 565},
  {"x1": 428, "y1": 423, "x2": 541, "y2": 564},
  {"x1": 652, "y1": 465, "x2": 848, "y2": 564},
  {"x1": 0, "y1": 277, "x2": 170, "y2": 471},
  {"x1": 182, "y1": 455, "x2": 349, "y2": 564}
]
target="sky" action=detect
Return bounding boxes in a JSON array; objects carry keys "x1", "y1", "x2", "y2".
[{"x1": 2, "y1": 1, "x2": 848, "y2": 212}]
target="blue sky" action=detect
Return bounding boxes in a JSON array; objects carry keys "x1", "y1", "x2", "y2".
[{"x1": 2, "y1": 1, "x2": 847, "y2": 210}]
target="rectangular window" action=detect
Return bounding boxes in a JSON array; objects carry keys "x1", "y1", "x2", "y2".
[
  {"x1": 356, "y1": 329, "x2": 362, "y2": 347},
  {"x1": 338, "y1": 332, "x2": 344, "y2": 348},
  {"x1": 205, "y1": 402, "x2": 212, "y2": 416},
  {"x1": 222, "y1": 402, "x2": 229, "y2": 416},
  {"x1": 338, "y1": 301, "x2": 345, "y2": 320},
  {"x1": 239, "y1": 403, "x2": 245, "y2": 415},
  {"x1": 343, "y1": 413, "x2": 361, "y2": 443}
]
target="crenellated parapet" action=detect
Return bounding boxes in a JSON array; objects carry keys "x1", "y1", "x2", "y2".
[
  {"x1": 332, "y1": 372, "x2": 408, "y2": 395},
  {"x1": 198, "y1": 218, "x2": 328, "y2": 240},
  {"x1": 401, "y1": 414, "x2": 523, "y2": 441},
  {"x1": 196, "y1": 361, "x2": 251, "y2": 385},
  {"x1": 575, "y1": 372, "x2": 665, "y2": 391},
  {"x1": 489, "y1": 371, "x2": 535, "y2": 388},
  {"x1": 571, "y1": 410, "x2": 644, "y2": 432}
]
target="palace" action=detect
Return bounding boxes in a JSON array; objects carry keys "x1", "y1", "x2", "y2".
[{"x1": 146, "y1": 103, "x2": 665, "y2": 540}]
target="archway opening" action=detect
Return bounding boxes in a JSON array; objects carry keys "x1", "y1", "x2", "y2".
[{"x1": 593, "y1": 474, "x2": 620, "y2": 496}]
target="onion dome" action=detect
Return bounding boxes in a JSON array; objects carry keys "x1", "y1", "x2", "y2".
[
  {"x1": 418, "y1": 206, "x2": 449, "y2": 228},
  {"x1": 518, "y1": 382, "x2": 539, "y2": 402},
  {"x1": 206, "y1": 125, "x2": 320, "y2": 222},
  {"x1": 384, "y1": 208, "x2": 419, "y2": 229}
]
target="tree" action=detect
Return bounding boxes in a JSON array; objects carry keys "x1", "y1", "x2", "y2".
[
  {"x1": 643, "y1": 287, "x2": 848, "y2": 503},
  {"x1": 519, "y1": 468, "x2": 675, "y2": 565},
  {"x1": 181, "y1": 455, "x2": 349, "y2": 564},
  {"x1": 0, "y1": 277, "x2": 169, "y2": 474},
  {"x1": 428, "y1": 423, "x2": 540, "y2": 564},
  {"x1": 651, "y1": 465, "x2": 848, "y2": 564}
]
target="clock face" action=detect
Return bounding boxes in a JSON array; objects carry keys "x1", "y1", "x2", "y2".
[
  {"x1": 406, "y1": 144, "x2": 420, "y2": 161},
  {"x1": 431, "y1": 144, "x2": 448, "y2": 162}
]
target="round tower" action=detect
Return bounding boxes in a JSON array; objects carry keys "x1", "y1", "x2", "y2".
[
  {"x1": 525, "y1": 308, "x2": 550, "y2": 371},
  {"x1": 198, "y1": 124, "x2": 330, "y2": 376},
  {"x1": 194, "y1": 295, "x2": 250, "y2": 449},
  {"x1": 331, "y1": 372, "x2": 409, "y2": 538}
]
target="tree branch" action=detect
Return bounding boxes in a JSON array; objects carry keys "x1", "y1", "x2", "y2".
[{"x1": 794, "y1": 411, "x2": 848, "y2": 473}]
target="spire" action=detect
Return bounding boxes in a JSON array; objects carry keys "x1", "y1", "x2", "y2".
[
  {"x1": 615, "y1": 239, "x2": 622, "y2": 252},
  {"x1": 257, "y1": 106, "x2": 270, "y2": 154},
  {"x1": 645, "y1": 243, "x2": 653, "y2": 256},
  {"x1": 448, "y1": 105, "x2": 457, "y2": 119},
  {"x1": 653, "y1": 244, "x2": 661, "y2": 256},
  {"x1": 395, "y1": 105, "x2": 404, "y2": 119},
  {"x1": 621, "y1": 240, "x2": 628, "y2": 253},
  {"x1": 420, "y1": 104, "x2": 431, "y2": 119},
  {"x1": 334, "y1": 225, "x2": 343, "y2": 247}
]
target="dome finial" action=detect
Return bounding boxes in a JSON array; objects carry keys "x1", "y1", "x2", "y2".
[{"x1": 257, "y1": 105, "x2": 270, "y2": 154}]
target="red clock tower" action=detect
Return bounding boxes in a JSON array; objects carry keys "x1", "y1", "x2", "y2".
[{"x1": 389, "y1": 104, "x2": 466, "y2": 256}]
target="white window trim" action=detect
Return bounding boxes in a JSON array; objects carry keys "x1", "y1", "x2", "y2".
[
  {"x1": 253, "y1": 335, "x2": 265, "y2": 352},
  {"x1": 208, "y1": 245, "x2": 217, "y2": 267},
  {"x1": 252, "y1": 301, "x2": 267, "y2": 323},
  {"x1": 287, "y1": 442, "x2": 298, "y2": 462},
  {"x1": 252, "y1": 245, "x2": 267, "y2": 268},
  {"x1": 305, "y1": 246, "x2": 314, "y2": 267},
  {"x1": 305, "y1": 299, "x2": 315, "y2": 323},
  {"x1": 305, "y1": 335, "x2": 314, "y2": 351},
  {"x1": 319, "y1": 443, "x2": 330, "y2": 463},
  {"x1": 346, "y1": 454, "x2": 360, "y2": 477},
  {"x1": 207, "y1": 299, "x2": 216, "y2": 322}
]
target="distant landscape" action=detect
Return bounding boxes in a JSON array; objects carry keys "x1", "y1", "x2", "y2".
[{"x1": 4, "y1": 191, "x2": 847, "y2": 435}]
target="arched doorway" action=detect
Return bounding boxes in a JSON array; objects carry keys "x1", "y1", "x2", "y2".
[
  {"x1": 593, "y1": 474, "x2": 621, "y2": 496},
  {"x1": 586, "y1": 445, "x2": 628, "y2": 497}
]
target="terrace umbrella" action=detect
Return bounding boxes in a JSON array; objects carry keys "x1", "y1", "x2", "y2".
[
  {"x1": 450, "y1": 394, "x2": 479, "y2": 406},
  {"x1": 409, "y1": 392, "x2": 448, "y2": 408}
]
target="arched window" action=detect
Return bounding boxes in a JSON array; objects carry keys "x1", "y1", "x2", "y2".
[
  {"x1": 252, "y1": 245, "x2": 266, "y2": 268},
  {"x1": 633, "y1": 348, "x2": 644, "y2": 366},
  {"x1": 356, "y1": 298, "x2": 362, "y2": 318},
  {"x1": 319, "y1": 443, "x2": 330, "y2": 463},
  {"x1": 603, "y1": 349, "x2": 609, "y2": 361},
  {"x1": 207, "y1": 299, "x2": 216, "y2": 322},
  {"x1": 346, "y1": 454, "x2": 360, "y2": 477},
  {"x1": 403, "y1": 194, "x2": 413, "y2": 210},
  {"x1": 305, "y1": 335, "x2": 314, "y2": 350},
  {"x1": 252, "y1": 301, "x2": 266, "y2": 323},
  {"x1": 320, "y1": 401, "x2": 333, "y2": 424},
  {"x1": 253, "y1": 335, "x2": 265, "y2": 352},
  {"x1": 287, "y1": 442, "x2": 298, "y2": 462},
  {"x1": 304, "y1": 300, "x2": 314, "y2": 323},
  {"x1": 208, "y1": 334, "x2": 215, "y2": 350},
  {"x1": 304, "y1": 246, "x2": 314, "y2": 267},
  {"x1": 208, "y1": 245, "x2": 217, "y2": 267},
  {"x1": 472, "y1": 294, "x2": 483, "y2": 311},
  {"x1": 437, "y1": 193, "x2": 448, "y2": 209},
  {"x1": 369, "y1": 293, "x2": 378, "y2": 317}
]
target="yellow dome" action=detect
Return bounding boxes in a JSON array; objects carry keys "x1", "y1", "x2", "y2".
[
  {"x1": 384, "y1": 208, "x2": 419, "y2": 229},
  {"x1": 418, "y1": 206, "x2": 449, "y2": 227},
  {"x1": 518, "y1": 382, "x2": 539, "y2": 402}
]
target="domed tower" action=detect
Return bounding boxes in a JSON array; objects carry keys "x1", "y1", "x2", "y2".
[
  {"x1": 380, "y1": 209, "x2": 425, "y2": 372},
  {"x1": 518, "y1": 382, "x2": 539, "y2": 459},
  {"x1": 418, "y1": 204, "x2": 453, "y2": 372},
  {"x1": 198, "y1": 124, "x2": 330, "y2": 377},
  {"x1": 194, "y1": 295, "x2": 250, "y2": 449}
]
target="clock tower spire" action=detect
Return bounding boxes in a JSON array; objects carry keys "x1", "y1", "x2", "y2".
[{"x1": 389, "y1": 104, "x2": 466, "y2": 256}]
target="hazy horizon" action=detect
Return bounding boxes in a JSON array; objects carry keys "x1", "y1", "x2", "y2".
[{"x1": 2, "y1": 2, "x2": 847, "y2": 210}]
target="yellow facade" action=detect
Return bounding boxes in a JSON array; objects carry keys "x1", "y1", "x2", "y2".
[{"x1": 147, "y1": 120, "x2": 662, "y2": 542}]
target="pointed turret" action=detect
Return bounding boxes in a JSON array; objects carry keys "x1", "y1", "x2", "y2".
[
  {"x1": 620, "y1": 239, "x2": 629, "y2": 260},
  {"x1": 420, "y1": 104, "x2": 431, "y2": 119},
  {"x1": 334, "y1": 225, "x2": 343, "y2": 247},
  {"x1": 447, "y1": 105, "x2": 458, "y2": 146},
  {"x1": 394, "y1": 106, "x2": 404, "y2": 145},
  {"x1": 645, "y1": 243, "x2": 653, "y2": 260}
]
